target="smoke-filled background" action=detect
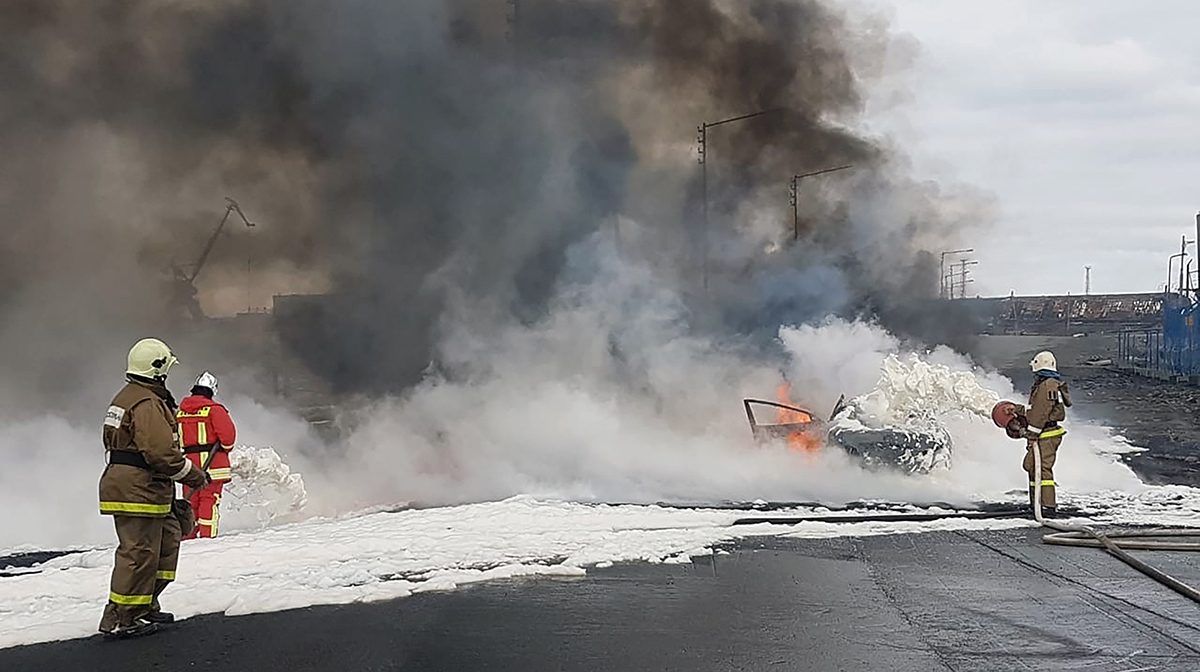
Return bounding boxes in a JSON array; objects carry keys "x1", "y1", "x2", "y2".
[{"x1": 0, "y1": 0, "x2": 1010, "y2": 547}]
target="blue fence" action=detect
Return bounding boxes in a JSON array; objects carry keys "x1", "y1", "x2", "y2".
[{"x1": 1118, "y1": 299, "x2": 1200, "y2": 377}]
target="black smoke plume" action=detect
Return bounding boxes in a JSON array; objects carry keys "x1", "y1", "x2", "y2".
[{"x1": 0, "y1": 0, "x2": 985, "y2": 408}]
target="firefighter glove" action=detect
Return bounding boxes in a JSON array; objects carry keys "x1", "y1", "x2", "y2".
[{"x1": 181, "y1": 465, "x2": 211, "y2": 489}]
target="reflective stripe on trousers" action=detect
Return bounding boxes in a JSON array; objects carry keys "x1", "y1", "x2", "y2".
[
  {"x1": 108, "y1": 591, "x2": 153, "y2": 606},
  {"x1": 100, "y1": 514, "x2": 181, "y2": 631},
  {"x1": 100, "y1": 501, "x2": 172, "y2": 515},
  {"x1": 185, "y1": 486, "x2": 223, "y2": 539},
  {"x1": 198, "y1": 491, "x2": 221, "y2": 536}
]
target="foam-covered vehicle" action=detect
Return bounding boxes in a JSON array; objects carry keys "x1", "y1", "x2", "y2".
[
  {"x1": 743, "y1": 355, "x2": 1011, "y2": 475},
  {"x1": 743, "y1": 394, "x2": 952, "y2": 475}
]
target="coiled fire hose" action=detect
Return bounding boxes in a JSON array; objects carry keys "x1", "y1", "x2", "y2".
[
  {"x1": 1031, "y1": 439, "x2": 1200, "y2": 603},
  {"x1": 989, "y1": 397, "x2": 1200, "y2": 601}
]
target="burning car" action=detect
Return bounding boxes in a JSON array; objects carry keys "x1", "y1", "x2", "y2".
[{"x1": 743, "y1": 382, "x2": 952, "y2": 475}]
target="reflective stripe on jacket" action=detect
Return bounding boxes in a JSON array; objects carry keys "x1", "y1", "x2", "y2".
[
  {"x1": 99, "y1": 379, "x2": 192, "y2": 517},
  {"x1": 1026, "y1": 376, "x2": 1070, "y2": 441},
  {"x1": 177, "y1": 395, "x2": 237, "y2": 482}
]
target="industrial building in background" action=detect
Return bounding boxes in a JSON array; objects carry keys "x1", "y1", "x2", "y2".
[{"x1": 1115, "y1": 212, "x2": 1200, "y2": 380}]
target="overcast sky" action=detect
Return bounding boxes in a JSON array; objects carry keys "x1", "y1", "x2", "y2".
[{"x1": 862, "y1": 0, "x2": 1199, "y2": 297}]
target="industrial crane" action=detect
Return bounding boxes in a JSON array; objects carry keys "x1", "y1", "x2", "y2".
[
  {"x1": 171, "y1": 197, "x2": 256, "y2": 320},
  {"x1": 188, "y1": 197, "x2": 256, "y2": 284}
]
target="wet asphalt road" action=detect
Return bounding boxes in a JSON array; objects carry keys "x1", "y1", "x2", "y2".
[{"x1": 4, "y1": 528, "x2": 1199, "y2": 672}]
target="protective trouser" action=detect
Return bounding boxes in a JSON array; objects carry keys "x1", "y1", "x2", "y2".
[
  {"x1": 184, "y1": 481, "x2": 225, "y2": 539},
  {"x1": 1022, "y1": 435, "x2": 1062, "y2": 510},
  {"x1": 99, "y1": 513, "x2": 181, "y2": 631}
]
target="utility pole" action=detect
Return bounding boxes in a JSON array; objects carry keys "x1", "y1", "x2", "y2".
[
  {"x1": 696, "y1": 109, "x2": 780, "y2": 292},
  {"x1": 697, "y1": 123, "x2": 706, "y2": 291},
  {"x1": 1084, "y1": 266, "x2": 1091, "y2": 295},
  {"x1": 1010, "y1": 290, "x2": 1020, "y2": 334},
  {"x1": 939, "y1": 248, "x2": 973, "y2": 299},
  {"x1": 789, "y1": 165, "x2": 853, "y2": 240},
  {"x1": 1181, "y1": 235, "x2": 1190, "y2": 293},
  {"x1": 1168, "y1": 235, "x2": 1191, "y2": 297},
  {"x1": 952, "y1": 259, "x2": 978, "y2": 299}
]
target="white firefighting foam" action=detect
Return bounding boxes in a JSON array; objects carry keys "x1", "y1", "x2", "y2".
[
  {"x1": 0, "y1": 497, "x2": 1043, "y2": 650},
  {"x1": 821, "y1": 353, "x2": 1007, "y2": 475},
  {"x1": 223, "y1": 447, "x2": 309, "y2": 528},
  {"x1": 3, "y1": 489, "x2": 1199, "y2": 650},
  {"x1": 845, "y1": 353, "x2": 1002, "y2": 428}
]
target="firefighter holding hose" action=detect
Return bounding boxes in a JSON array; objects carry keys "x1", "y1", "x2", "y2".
[
  {"x1": 1023, "y1": 351, "x2": 1070, "y2": 517},
  {"x1": 176, "y1": 371, "x2": 238, "y2": 539},
  {"x1": 992, "y1": 351, "x2": 1072, "y2": 517}
]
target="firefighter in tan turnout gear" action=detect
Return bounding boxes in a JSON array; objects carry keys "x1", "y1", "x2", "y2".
[
  {"x1": 98, "y1": 338, "x2": 211, "y2": 639},
  {"x1": 1022, "y1": 351, "x2": 1071, "y2": 517}
]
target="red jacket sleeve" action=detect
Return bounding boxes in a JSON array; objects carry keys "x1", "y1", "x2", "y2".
[{"x1": 210, "y1": 403, "x2": 238, "y2": 448}]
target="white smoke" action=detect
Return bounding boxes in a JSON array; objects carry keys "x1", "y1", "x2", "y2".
[
  {"x1": 0, "y1": 399, "x2": 320, "y2": 550},
  {"x1": 282, "y1": 240, "x2": 1161, "y2": 516},
  {"x1": 2, "y1": 415, "x2": 111, "y2": 549},
  {"x1": 0, "y1": 238, "x2": 1177, "y2": 552}
]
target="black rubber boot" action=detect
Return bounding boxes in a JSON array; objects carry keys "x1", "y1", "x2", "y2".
[
  {"x1": 102, "y1": 617, "x2": 159, "y2": 640},
  {"x1": 144, "y1": 610, "x2": 175, "y2": 624},
  {"x1": 147, "y1": 583, "x2": 175, "y2": 623}
]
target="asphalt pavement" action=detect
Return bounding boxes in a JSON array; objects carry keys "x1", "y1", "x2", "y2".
[{"x1": 4, "y1": 527, "x2": 1198, "y2": 672}]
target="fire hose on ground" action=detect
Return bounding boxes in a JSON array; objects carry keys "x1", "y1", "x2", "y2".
[
  {"x1": 730, "y1": 479, "x2": 1200, "y2": 608},
  {"x1": 995, "y1": 398, "x2": 1200, "y2": 603},
  {"x1": 1031, "y1": 439, "x2": 1200, "y2": 604}
]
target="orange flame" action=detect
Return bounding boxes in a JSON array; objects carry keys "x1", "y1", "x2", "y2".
[{"x1": 776, "y1": 383, "x2": 822, "y2": 453}]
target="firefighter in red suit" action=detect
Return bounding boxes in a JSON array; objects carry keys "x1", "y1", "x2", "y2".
[{"x1": 176, "y1": 372, "x2": 237, "y2": 539}]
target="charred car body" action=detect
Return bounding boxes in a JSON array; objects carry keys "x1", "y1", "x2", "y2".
[{"x1": 743, "y1": 392, "x2": 952, "y2": 475}]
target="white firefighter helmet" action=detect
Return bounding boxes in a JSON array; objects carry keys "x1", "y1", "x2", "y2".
[
  {"x1": 1030, "y1": 351, "x2": 1057, "y2": 373},
  {"x1": 195, "y1": 371, "x2": 219, "y2": 395},
  {"x1": 127, "y1": 338, "x2": 178, "y2": 380}
]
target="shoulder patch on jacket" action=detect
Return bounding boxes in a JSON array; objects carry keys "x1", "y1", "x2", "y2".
[{"x1": 104, "y1": 405, "x2": 126, "y2": 428}]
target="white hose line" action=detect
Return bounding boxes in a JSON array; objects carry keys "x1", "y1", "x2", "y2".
[{"x1": 1032, "y1": 438, "x2": 1200, "y2": 604}]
